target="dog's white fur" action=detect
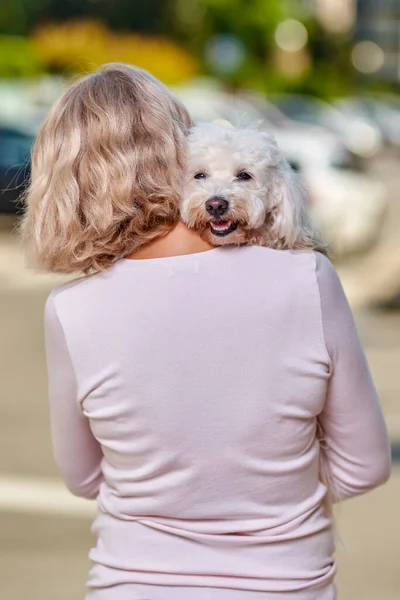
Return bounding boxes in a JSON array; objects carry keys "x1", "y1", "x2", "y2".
[{"x1": 181, "y1": 122, "x2": 325, "y2": 252}]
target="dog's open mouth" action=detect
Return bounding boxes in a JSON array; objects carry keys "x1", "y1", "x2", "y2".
[{"x1": 209, "y1": 220, "x2": 238, "y2": 237}]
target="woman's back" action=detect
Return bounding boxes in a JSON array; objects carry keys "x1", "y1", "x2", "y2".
[{"x1": 45, "y1": 246, "x2": 390, "y2": 599}]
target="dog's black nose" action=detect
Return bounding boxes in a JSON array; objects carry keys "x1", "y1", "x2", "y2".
[{"x1": 206, "y1": 197, "x2": 229, "y2": 218}]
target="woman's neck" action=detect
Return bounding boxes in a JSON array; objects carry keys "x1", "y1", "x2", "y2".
[{"x1": 127, "y1": 222, "x2": 214, "y2": 260}]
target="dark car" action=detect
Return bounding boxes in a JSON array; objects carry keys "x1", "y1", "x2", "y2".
[{"x1": 0, "y1": 126, "x2": 34, "y2": 214}]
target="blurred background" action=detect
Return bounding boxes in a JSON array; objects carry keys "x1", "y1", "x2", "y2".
[{"x1": 0, "y1": 1, "x2": 399, "y2": 598}]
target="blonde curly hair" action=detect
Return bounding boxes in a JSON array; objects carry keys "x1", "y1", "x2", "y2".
[{"x1": 20, "y1": 63, "x2": 193, "y2": 273}]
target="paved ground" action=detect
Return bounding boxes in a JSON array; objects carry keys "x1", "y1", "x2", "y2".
[{"x1": 0, "y1": 151, "x2": 400, "y2": 600}]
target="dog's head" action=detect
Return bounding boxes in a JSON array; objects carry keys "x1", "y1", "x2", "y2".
[{"x1": 181, "y1": 122, "x2": 322, "y2": 250}]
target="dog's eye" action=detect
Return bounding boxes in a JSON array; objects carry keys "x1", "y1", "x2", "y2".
[
  {"x1": 194, "y1": 172, "x2": 207, "y2": 180},
  {"x1": 236, "y1": 171, "x2": 252, "y2": 181}
]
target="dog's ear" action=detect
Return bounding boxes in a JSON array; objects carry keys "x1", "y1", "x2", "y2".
[{"x1": 267, "y1": 160, "x2": 325, "y2": 253}]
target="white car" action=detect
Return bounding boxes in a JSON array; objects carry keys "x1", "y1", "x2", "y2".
[
  {"x1": 305, "y1": 167, "x2": 386, "y2": 258},
  {"x1": 335, "y1": 96, "x2": 400, "y2": 148},
  {"x1": 271, "y1": 93, "x2": 382, "y2": 158},
  {"x1": 174, "y1": 82, "x2": 387, "y2": 257}
]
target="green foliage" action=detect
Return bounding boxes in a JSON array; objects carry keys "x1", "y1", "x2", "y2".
[
  {"x1": 172, "y1": 0, "x2": 306, "y2": 46},
  {"x1": 170, "y1": 0, "x2": 354, "y2": 96},
  {"x1": 0, "y1": 0, "x2": 49, "y2": 35},
  {"x1": 0, "y1": 35, "x2": 43, "y2": 76},
  {"x1": 0, "y1": 0, "x2": 167, "y2": 35},
  {"x1": 0, "y1": 0, "x2": 360, "y2": 97}
]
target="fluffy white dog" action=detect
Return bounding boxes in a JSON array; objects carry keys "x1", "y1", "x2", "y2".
[{"x1": 181, "y1": 122, "x2": 324, "y2": 252}]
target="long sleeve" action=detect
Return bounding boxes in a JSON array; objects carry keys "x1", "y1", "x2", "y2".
[
  {"x1": 315, "y1": 252, "x2": 391, "y2": 502},
  {"x1": 44, "y1": 292, "x2": 104, "y2": 499}
]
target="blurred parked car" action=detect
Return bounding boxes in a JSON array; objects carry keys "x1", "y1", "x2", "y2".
[
  {"x1": 272, "y1": 94, "x2": 382, "y2": 158},
  {"x1": 175, "y1": 82, "x2": 349, "y2": 169},
  {"x1": 175, "y1": 83, "x2": 387, "y2": 256},
  {"x1": 0, "y1": 125, "x2": 33, "y2": 213},
  {"x1": 335, "y1": 96, "x2": 400, "y2": 148},
  {"x1": 305, "y1": 162, "x2": 386, "y2": 257}
]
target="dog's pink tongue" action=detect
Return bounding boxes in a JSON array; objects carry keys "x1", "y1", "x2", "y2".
[{"x1": 213, "y1": 221, "x2": 229, "y2": 228}]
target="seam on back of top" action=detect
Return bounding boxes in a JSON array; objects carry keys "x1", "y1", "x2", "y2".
[{"x1": 312, "y1": 251, "x2": 332, "y2": 373}]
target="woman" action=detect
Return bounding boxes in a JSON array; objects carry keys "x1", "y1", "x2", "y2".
[{"x1": 22, "y1": 63, "x2": 391, "y2": 600}]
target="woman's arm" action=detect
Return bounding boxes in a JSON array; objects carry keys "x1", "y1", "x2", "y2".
[
  {"x1": 44, "y1": 292, "x2": 104, "y2": 499},
  {"x1": 315, "y1": 252, "x2": 391, "y2": 502}
]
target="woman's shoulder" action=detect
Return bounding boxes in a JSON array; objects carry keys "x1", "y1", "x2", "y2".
[
  {"x1": 236, "y1": 247, "x2": 342, "y2": 306},
  {"x1": 48, "y1": 273, "x2": 95, "y2": 306},
  {"x1": 46, "y1": 264, "x2": 120, "y2": 317},
  {"x1": 233, "y1": 245, "x2": 334, "y2": 272}
]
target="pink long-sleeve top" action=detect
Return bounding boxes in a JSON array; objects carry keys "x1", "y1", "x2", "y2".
[{"x1": 44, "y1": 246, "x2": 391, "y2": 600}]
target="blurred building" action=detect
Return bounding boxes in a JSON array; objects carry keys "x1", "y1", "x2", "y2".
[
  {"x1": 356, "y1": 0, "x2": 400, "y2": 80},
  {"x1": 315, "y1": 0, "x2": 400, "y2": 80}
]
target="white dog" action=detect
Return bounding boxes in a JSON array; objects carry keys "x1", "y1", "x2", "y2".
[{"x1": 181, "y1": 122, "x2": 325, "y2": 252}]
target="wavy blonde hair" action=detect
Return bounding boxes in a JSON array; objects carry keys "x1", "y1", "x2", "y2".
[{"x1": 20, "y1": 63, "x2": 192, "y2": 273}]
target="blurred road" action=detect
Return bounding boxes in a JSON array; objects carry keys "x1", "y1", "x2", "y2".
[{"x1": 1, "y1": 151, "x2": 400, "y2": 599}]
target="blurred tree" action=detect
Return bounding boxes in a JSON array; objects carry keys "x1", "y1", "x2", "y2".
[
  {"x1": 168, "y1": 0, "x2": 308, "y2": 87},
  {"x1": 167, "y1": 0, "x2": 353, "y2": 96},
  {"x1": 0, "y1": 35, "x2": 43, "y2": 76},
  {"x1": 302, "y1": 20, "x2": 354, "y2": 97},
  {"x1": 0, "y1": 0, "x2": 355, "y2": 96},
  {"x1": 0, "y1": 0, "x2": 167, "y2": 35},
  {"x1": 0, "y1": 0, "x2": 50, "y2": 35}
]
